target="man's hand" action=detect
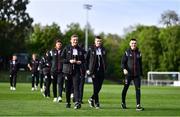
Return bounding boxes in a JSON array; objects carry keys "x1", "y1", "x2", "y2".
[
  {"x1": 51, "y1": 75, "x2": 54, "y2": 79},
  {"x1": 29, "y1": 67, "x2": 32, "y2": 71},
  {"x1": 70, "y1": 59, "x2": 76, "y2": 64},
  {"x1": 64, "y1": 76, "x2": 68, "y2": 80},
  {"x1": 123, "y1": 69, "x2": 128, "y2": 75},
  {"x1": 86, "y1": 70, "x2": 90, "y2": 75},
  {"x1": 76, "y1": 61, "x2": 81, "y2": 65}
]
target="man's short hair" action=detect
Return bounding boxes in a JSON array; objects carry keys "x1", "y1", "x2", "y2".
[
  {"x1": 71, "y1": 34, "x2": 78, "y2": 39},
  {"x1": 55, "y1": 39, "x2": 62, "y2": 44},
  {"x1": 95, "y1": 35, "x2": 102, "y2": 39},
  {"x1": 12, "y1": 54, "x2": 17, "y2": 57},
  {"x1": 131, "y1": 38, "x2": 137, "y2": 41}
]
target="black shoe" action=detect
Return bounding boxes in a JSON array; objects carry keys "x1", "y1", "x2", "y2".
[
  {"x1": 136, "y1": 105, "x2": 144, "y2": 111},
  {"x1": 95, "y1": 103, "x2": 100, "y2": 109},
  {"x1": 74, "y1": 102, "x2": 81, "y2": 109},
  {"x1": 88, "y1": 98, "x2": 95, "y2": 107},
  {"x1": 121, "y1": 103, "x2": 127, "y2": 109},
  {"x1": 66, "y1": 103, "x2": 71, "y2": 108}
]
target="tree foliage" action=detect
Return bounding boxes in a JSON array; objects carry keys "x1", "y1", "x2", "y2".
[
  {"x1": 27, "y1": 23, "x2": 62, "y2": 55},
  {"x1": 159, "y1": 26, "x2": 180, "y2": 71},
  {"x1": 0, "y1": 0, "x2": 33, "y2": 56},
  {"x1": 160, "y1": 10, "x2": 180, "y2": 27}
]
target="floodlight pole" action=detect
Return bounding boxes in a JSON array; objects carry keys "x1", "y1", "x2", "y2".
[{"x1": 84, "y1": 4, "x2": 92, "y2": 51}]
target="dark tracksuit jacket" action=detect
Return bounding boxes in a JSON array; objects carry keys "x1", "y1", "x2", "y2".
[
  {"x1": 121, "y1": 48, "x2": 142, "y2": 77},
  {"x1": 121, "y1": 48, "x2": 143, "y2": 105},
  {"x1": 86, "y1": 45, "x2": 106, "y2": 74}
]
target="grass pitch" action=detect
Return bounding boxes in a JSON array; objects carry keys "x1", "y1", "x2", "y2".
[{"x1": 0, "y1": 83, "x2": 180, "y2": 116}]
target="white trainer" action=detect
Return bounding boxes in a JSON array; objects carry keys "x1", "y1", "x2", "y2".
[
  {"x1": 10, "y1": 87, "x2": 13, "y2": 90},
  {"x1": 40, "y1": 88, "x2": 44, "y2": 93},
  {"x1": 57, "y1": 96, "x2": 62, "y2": 102},
  {"x1": 32, "y1": 87, "x2": 35, "y2": 91},
  {"x1": 70, "y1": 93, "x2": 74, "y2": 99},
  {"x1": 53, "y1": 97, "x2": 57, "y2": 102},
  {"x1": 12, "y1": 87, "x2": 16, "y2": 90}
]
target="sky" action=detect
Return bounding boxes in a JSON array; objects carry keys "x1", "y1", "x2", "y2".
[{"x1": 27, "y1": 0, "x2": 180, "y2": 36}]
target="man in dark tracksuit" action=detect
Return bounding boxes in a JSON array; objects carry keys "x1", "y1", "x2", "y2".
[
  {"x1": 61, "y1": 34, "x2": 85, "y2": 109},
  {"x1": 9, "y1": 55, "x2": 19, "y2": 91},
  {"x1": 49, "y1": 39, "x2": 64, "y2": 102},
  {"x1": 86, "y1": 36, "x2": 106, "y2": 109},
  {"x1": 121, "y1": 38, "x2": 144, "y2": 111},
  {"x1": 28, "y1": 53, "x2": 39, "y2": 91},
  {"x1": 42, "y1": 52, "x2": 52, "y2": 98}
]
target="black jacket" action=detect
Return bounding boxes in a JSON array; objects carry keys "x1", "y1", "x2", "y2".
[
  {"x1": 41, "y1": 56, "x2": 51, "y2": 75},
  {"x1": 121, "y1": 48, "x2": 143, "y2": 77},
  {"x1": 86, "y1": 45, "x2": 106, "y2": 74},
  {"x1": 49, "y1": 48, "x2": 63, "y2": 74},
  {"x1": 61, "y1": 45, "x2": 85, "y2": 75},
  {"x1": 39, "y1": 57, "x2": 44, "y2": 74},
  {"x1": 29, "y1": 59, "x2": 39, "y2": 74},
  {"x1": 9, "y1": 60, "x2": 19, "y2": 74}
]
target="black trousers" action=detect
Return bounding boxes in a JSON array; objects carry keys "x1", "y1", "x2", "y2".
[
  {"x1": 65, "y1": 70, "x2": 80, "y2": 104},
  {"x1": 53, "y1": 72, "x2": 64, "y2": 98},
  {"x1": 79, "y1": 76, "x2": 85, "y2": 102},
  {"x1": 10, "y1": 72, "x2": 17, "y2": 87},
  {"x1": 91, "y1": 71, "x2": 104, "y2": 104},
  {"x1": 44, "y1": 74, "x2": 51, "y2": 97},
  {"x1": 32, "y1": 72, "x2": 39, "y2": 87},
  {"x1": 39, "y1": 73, "x2": 44, "y2": 88},
  {"x1": 122, "y1": 76, "x2": 141, "y2": 105}
]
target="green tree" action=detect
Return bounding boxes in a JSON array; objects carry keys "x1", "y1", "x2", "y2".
[
  {"x1": 103, "y1": 33, "x2": 122, "y2": 81},
  {"x1": 159, "y1": 26, "x2": 180, "y2": 71},
  {"x1": 160, "y1": 10, "x2": 179, "y2": 27},
  {"x1": 27, "y1": 23, "x2": 63, "y2": 55},
  {"x1": 63, "y1": 23, "x2": 94, "y2": 47},
  {"x1": 0, "y1": 0, "x2": 33, "y2": 56}
]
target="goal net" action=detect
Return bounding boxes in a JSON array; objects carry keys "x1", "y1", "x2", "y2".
[{"x1": 147, "y1": 72, "x2": 180, "y2": 86}]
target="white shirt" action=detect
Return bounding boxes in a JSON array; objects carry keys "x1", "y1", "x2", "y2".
[
  {"x1": 96, "y1": 48, "x2": 102, "y2": 55},
  {"x1": 73, "y1": 49, "x2": 78, "y2": 55}
]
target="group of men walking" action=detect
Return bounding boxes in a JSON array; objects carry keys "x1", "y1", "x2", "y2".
[{"x1": 9, "y1": 34, "x2": 144, "y2": 111}]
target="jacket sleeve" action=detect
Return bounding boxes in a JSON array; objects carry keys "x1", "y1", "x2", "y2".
[
  {"x1": 103, "y1": 47, "x2": 107, "y2": 70},
  {"x1": 121, "y1": 51, "x2": 128, "y2": 70},
  {"x1": 85, "y1": 47, "x2": 91, "y2": 70},
  {"x1": 80, "y1": 48, "x2": 85, "y2": 63},
  {"x1": 139, "y1": 52, "x2": 143, "y2": 76},
  {"x1": 61, "y1": 46, "x2": 70, "y2": 64}
]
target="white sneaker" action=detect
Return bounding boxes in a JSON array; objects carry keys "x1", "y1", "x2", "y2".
[
  {"x1": 42, "y1": 85, "x2": 45, "y2": 90},
  {"x1": 40, "y1": 88, "x2": 44, "y2": 93},
  {"x1": 57, "y1": 96, "x2": 62, "y2": 102},
  {"x1": 70, "y1": 93, "x2": 74, "y2": 99},
  {"x1": 53, "y1": 97, "x2": 57, "y2": 102},
  {"x1": 12, "y1": 87, "x2": 16, "y2": 90},
  {"x1": 10, "y1": 87, "x2": 13, "y2": 90},
  {"x1": 32, "y1": 87, "x2": 35, "y2": 91}
]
